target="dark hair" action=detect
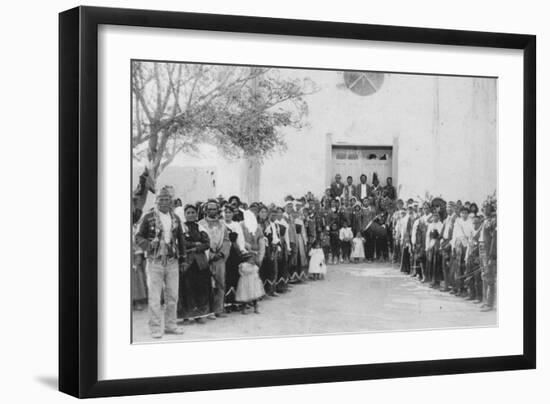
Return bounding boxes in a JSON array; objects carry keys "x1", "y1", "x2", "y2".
[
  {"x1": 347, "y1": 175, "x2": 353, "y2": 180},
  {"x1": 228, "y1": 195, "x2": 241, "y2": 205},
  {"x1": 184, "y1": 204, "x2": 197, "y2": 213},
  {"x1": 469, "y1": 203, "x2": 479, "y2": 214},
  {"x1": 460, "y1": 207, "x2": 470, "y2": 214},
  {"x1": 483, "y1": 203, "x2": 495, "y2": 214}
]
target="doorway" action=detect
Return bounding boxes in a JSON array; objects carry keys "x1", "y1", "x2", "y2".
[{"x1": 331, "y1": 145, "x2": 393, "y2": 186}]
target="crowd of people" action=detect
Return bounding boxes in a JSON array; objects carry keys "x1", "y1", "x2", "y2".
[{"x1": 132, "y1": 171, "x2": 497, "y2": 339}]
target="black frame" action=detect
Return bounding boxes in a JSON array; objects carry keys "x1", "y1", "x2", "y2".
[{"x1": 59, "y1": 6, "x2": 536, "y2": 398}]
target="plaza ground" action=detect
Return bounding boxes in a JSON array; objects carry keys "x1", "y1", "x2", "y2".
[{"x1": 132, "y1": 262, "x2": 496, "y2": 343}]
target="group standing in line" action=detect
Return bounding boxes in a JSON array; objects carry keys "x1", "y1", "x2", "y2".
[{"x1": 132, "y1": 171, "x2": 497, "y2": 339}]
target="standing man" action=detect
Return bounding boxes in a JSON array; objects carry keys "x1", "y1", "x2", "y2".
[
  {"x1": 361, "y1": 199, "x2": 378, "y2": 261},
  {"x1": 343, "y1": 176, "x2": 356, "y2": 203},
  {"x1": 198, "y1": 200, "x2": 231, "y2": 318},
  {"x1": 399, "y1": 204, "x2": 415, "y2": 273},
  {"x1": 391, "y1": 199, "x2": 405, "y2": 263},
  {"x1": 385, "y1": 177, "x2": 397, "y2": 200},
  {"x1": 135, "y1": 186, "x2": 185, "y2": 339},
  {"x1": 330, "y1": 174, "x2": 345, "y2": 198},
  {"x1": 440, "y1": 202, "x2": 457, "y2": 291},
  {"x1": 426, "y1": 211, "x2": 444, "y2": 288},
  {"x1": 228, "y1": 195, "x2": 244, "y2": 222},
  {"x1": 357, "y1": 174, "x2": 371, "y2": 201},
  {"x1": 451, "y1": 207, "x2": 473, "y2": 296},
  {"x1": 480, "y1": 201, "x2": 497, "y2": 311}
]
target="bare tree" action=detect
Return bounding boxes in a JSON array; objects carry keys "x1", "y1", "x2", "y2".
[{"x1": 132, "y1": 61, "x2": 317, "y2": 182}]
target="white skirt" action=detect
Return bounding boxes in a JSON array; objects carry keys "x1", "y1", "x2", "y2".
[
  {"x1": 308, "y1": 250, "x2": 327, "y2": 274},
  {"x1": 236, "y1": 263, "x2": 265, "y2": 302},
  {"x1": 351, "y1": 239, "x2": 365, "y2": 258}
]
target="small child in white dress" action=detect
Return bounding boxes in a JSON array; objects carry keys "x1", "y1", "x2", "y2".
[
  {"x1": 235, "y1": 252, "x2": 265, "y2": 314},
  {"x1": 351, "y1": 232, "x2": 366, "y2": 263},
  {"x1": 308, "y1": 240, "x2": 327, "y2": 280}
]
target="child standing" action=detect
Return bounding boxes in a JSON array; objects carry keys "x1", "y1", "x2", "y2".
[
  {"x1": 317, "y1": 226, "x2": 330, "y2": 262},
  {"x1": 308, "y1": 240, "x2": 327, "y2": 280},
  {"x1": 339, "y1": 220, "x2": 354, "y2": 263},
  {"x1": 351, "y1": 231, "x2": 366, "y2": 263},
  {"x1": 328, "y1": 222, "x2": 341, "y2": 265},
  {"x1": 235, "y1": 252, "x2": 265, "y2": 314}
]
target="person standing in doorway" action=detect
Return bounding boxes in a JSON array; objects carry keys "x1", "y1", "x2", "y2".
[
  {"x1": 357, "y1": 174, "x2": 372, "y2": 201},
  {"x1": 343, "y1": 176, "x2": 356, "y2": 203}
]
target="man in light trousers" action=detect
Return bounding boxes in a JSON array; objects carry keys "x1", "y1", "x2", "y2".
[{"x1": 135, "y1": 186, "x2": 185, "y2": 339}]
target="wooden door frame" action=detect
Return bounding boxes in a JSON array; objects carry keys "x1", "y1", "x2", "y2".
[{"x1": 329, "y1": 144, "x2": 394, "y2": 186}]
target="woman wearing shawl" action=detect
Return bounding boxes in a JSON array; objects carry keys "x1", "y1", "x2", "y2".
[
  {"x1": 258, "y1": 206, "x2": 279, "y2": 296},
  {"x1": 223, "y1": 205, "x2": 246, "y2": 309},
  {"x1": 293, "y1": 210, "x2": 309, "y2": 281},
  {"x1": 242, "y1": 203, "x2": 266, "y2": 266},
  {"x1": 275, "y1": 207, "x2": 291, "y2": 293},
  {"x1": 178, "y1": 204, "x2": 213, "y2": 324}
]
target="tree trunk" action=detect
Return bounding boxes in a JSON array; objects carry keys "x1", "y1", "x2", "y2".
[{"x1": 240, "y1": 154, "x2": 261, "y2": 203}]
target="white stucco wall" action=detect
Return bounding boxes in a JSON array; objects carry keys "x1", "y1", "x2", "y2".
[
  {"x1": 136, "y1": 69, "x2": 497, "y2": 206},
  {"x1": 259, "y1": 70, "x2": 497, "y2": 204}
]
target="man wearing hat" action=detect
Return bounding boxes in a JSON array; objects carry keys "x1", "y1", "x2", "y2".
[
  {"x1": 198, "y1": 200, "x2": 231, "y2": 318},
  {"x1": 135, "y1": 186, "x2": 185, "y2": 339}
]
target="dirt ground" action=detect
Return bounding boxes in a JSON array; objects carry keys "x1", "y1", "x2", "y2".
[{"x1": 132, "y1": 262, "x2": 496, "y2": 343}]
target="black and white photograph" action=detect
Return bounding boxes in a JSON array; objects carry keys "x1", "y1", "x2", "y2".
[{"x1": 131, "y1": 60, "x2": 498, "y2": 343}]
